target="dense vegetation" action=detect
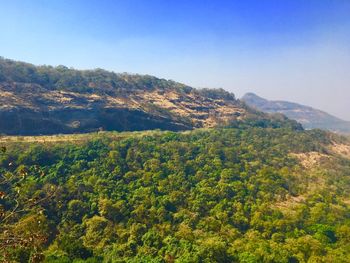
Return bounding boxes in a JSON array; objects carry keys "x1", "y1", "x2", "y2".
[
  {"x1": 0, "y1": 57, "x2": 234, "y2": 100},
  {"x1": 0, "y1": 57, "x2": 179, "y2": 94},
  {"x1": 1, "y1": 124, "x2": 350, "y2": 262}
]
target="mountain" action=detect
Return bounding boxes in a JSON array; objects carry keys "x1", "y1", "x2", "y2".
[
  {"x1": 0, "y1": 57, "x2": 279, "y2": 135},
  {"x1": 242, "y1": 92, "x2": 350, "y2": 133}
]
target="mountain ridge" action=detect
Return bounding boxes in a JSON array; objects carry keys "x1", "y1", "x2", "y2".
[
  {"x1": 0, "y1": 57, "x2": 275, "y2": 135},
  {"x1": 242, "y1": 92, "x2": 350, "y2": 133}
]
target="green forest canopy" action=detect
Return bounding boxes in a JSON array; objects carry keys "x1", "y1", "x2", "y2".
[{"x1": 1, "y1": 124, "x2": 350, "y2": 262}]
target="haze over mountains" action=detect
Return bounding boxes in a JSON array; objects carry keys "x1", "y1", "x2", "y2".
[
  {"x1": 242, "y1": 93, "x2": 350, "y2": 134},
  {"x1": 2, "y1": 1, "x2": 350, "y2": 261}
]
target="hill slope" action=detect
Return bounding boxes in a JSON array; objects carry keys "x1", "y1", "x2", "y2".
[
  {"x1": 1, "y1": 126, "x2": 350, "y2": 262},
  {"x1": 0, "y1": 57, "x2": 263, "y2": 135},
  {"x1": 242, "y1": 92, "x2": 350, "y2": 133}
]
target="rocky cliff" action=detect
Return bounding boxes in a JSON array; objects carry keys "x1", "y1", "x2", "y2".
[{"x1": 0, "y1": 58, "x2": 254, "y2": 135}]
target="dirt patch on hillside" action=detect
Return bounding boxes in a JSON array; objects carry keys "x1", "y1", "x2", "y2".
[
  {"x1": 330, "y1": 143, "x2": 350, "y2": 159},
  {"x1": 274, "y1": 195, "x2": 306, "y2": 210},
  {"x1": 290, "y1": 152, "x2": 330, "y2": 169}
]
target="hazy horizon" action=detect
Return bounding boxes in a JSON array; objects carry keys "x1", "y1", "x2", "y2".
[{"x1": 1, "y1": 0, "x2": 349, "y2": 120}]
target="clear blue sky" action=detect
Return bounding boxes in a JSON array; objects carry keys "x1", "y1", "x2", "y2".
[{"x1": 1, "y1": 0, "x2": 350, "y2": 119}]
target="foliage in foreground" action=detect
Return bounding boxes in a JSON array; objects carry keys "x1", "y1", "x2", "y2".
[{"x1": 1, "y1": 126, "x2": 350, "y2": 262}]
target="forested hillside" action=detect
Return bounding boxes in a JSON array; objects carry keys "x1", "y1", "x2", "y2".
[{"x1": 1, "y1": 122, "x2": 350, "y2": 262}]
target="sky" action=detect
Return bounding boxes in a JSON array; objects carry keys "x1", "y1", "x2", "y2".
[{"x1": 1, "y1": 0, "x2": 350, "y2": 120}]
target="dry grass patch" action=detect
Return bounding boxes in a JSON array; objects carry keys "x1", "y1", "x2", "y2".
[
  {"x1": 274, "y1": 195, "x2": 306, "y2": 210},
  {"x1": 329, "y1": 142, "x2": 350, "y2": 159},
  {"x1": 290, "y1": 152, "x2": 330, "y2": 169}
]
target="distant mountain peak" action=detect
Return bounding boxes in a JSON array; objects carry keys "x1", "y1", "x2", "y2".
[
  {"x1": 242, "y1": 93, "x2": 269, "y2": 106},
  {"x1": 242, "y1": 93, "x2": 350, "y2": 133}
]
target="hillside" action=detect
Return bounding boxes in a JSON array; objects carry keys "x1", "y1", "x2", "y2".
[
  {"x1": 242, "y1": 92, "x2": 350, "y2": 133},
  {"x1": 2, "y1": 57, "x2": 350, "y2": 262},
  {"x1": 0, "y1": 57, "x2": 272, "y2": 135},
  {"x1": 1, "y1": 126, "x2": 350, "y2": 262}
]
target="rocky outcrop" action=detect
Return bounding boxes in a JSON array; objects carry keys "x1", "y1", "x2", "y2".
[{"x1": 0, "y1": 81, "x2": 247, "y2": 135}]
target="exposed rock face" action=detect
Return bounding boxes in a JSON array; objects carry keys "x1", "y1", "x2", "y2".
[
  {"x1": 0, "y1": 80, "x2": 247, "y2": 135},
  {"x1": 242, "y1": 93, "x2": 350, "y2": 133}
]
